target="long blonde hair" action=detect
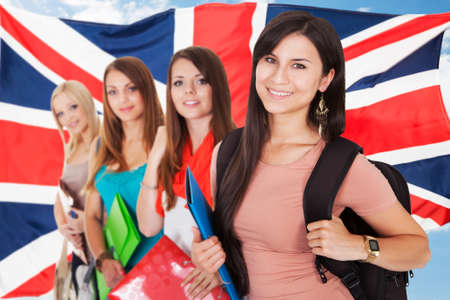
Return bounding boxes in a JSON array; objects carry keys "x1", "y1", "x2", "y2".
[
  {"x1": 50, "y1": 80, "x2": 100, "y2": 162},
  {"x1": 85, "y1": 56, "x2": 164, "y2": 192}
]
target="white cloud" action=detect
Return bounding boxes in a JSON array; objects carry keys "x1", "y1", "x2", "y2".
[
  {"x1": 123, "y1": 0, "x2": 172, "y2": 24},
  {"x1": 243, "y1": 0, "x2": 276, "y2": 3},
  {"x1": 59, "y1": 0, "x2": 94, "y2": 7},
  {"x1": 2, "y1": 0, "x2": 25, "y2": 9},
  {"x1": 57, "y1": 6, "x2": 70, "y2": 18},
  {"x1": 427, "y1": 222, "x2": 450, "y2": 233},
  {"x1": 440, "y1": 30, "x2": 450, "y2": 117},
  {"x1": 357, "y1": 7, "x2": 372, "y2": 12},
  {"x1": 71, "y1": 0, "x2": 123, "y2": 24},
  {"x1": 442, "y1": 33, "x2": 450, "y2": 54}
]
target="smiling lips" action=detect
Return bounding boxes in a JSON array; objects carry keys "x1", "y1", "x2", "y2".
[
  {"x1": 183, "y1": 100, "x2": 200, "y2": 106},
  {"x1": 268, "y1": 88, "x2": 293, "y2": 98},
  {"x1": 68, "y1": 121, "x2": 79, "y2": 129},
  {"x1": 119, "y1": 105, "x2": 134, "y2": 113}
]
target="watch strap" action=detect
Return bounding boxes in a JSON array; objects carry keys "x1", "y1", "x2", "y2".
[{"x1": 95, "y1": 250, "x2": 113, "y2": 273}]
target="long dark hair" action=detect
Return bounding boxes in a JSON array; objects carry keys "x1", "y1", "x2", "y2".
[
  {"x1": 214, "y1": 11, "x2": 346, "y2": 296},
  {"x1": 160, "y1": 46, "x2": 236, "y2": 210}
]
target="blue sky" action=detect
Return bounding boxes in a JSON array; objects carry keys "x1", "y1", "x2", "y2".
[{"x1": 2, "y1": 1, "x2": 449, "y2": 299}]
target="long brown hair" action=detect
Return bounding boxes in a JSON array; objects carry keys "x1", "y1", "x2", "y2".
[
  {"x1": 85, "y1": 56, "x2": 164, "y2": 192},
  {"x1": 50, "y1": 80, "x2": 100, "y2": 163},
  {"x1": 214, "y1": 11, "x2": 346, "y2": 296},
  {"x1": 160, "y1": 46, "x2": 235, "y2": 210}
]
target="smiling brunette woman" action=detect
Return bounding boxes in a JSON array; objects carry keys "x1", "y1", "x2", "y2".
[
  {"x1": 84, "y1": 56, "x2": 164, "y2": 289},
  {"x1": 190, "y1": 11, "x2": 430, "y2": 300},
  {"x1": 136, "y1": 46, "x2": 235, "y2": 297}
]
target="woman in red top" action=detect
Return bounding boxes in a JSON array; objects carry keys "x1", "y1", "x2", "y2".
[{"x1": 136, "y1": 45, "x2": 235, "y2": 291}]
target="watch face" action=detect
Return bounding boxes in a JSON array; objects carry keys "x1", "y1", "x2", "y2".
[{"x1": 369, "y1": 239, "x2": 380, "y2": 251}]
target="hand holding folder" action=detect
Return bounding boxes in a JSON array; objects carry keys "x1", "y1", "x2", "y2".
[
  {"x1": 185, "y1": 167, "x2": 241, "y2": 300},
  {"x1": 96, "y1": 193, "x2": 141, "y2": 300},
  {"x1": 109, "y1": 235, "x2": 227, "y2": 300}
]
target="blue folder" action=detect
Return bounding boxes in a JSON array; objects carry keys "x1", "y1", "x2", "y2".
[{"x1": 185, "y1": 167, "x2": 241, "y2": 300}]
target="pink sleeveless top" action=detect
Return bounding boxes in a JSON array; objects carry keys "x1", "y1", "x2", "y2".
[{"x1": 213, "y1": 140, "x2": 396, "y2": 299}]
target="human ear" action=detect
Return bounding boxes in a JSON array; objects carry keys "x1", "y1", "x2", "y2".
[{"x1": 318, "y1": 68, "x2": 335, "y2": 93}]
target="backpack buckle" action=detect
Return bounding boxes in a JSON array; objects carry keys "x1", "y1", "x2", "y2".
[{"x1": 342, "y1": 272, "x2": 360, "y2": 289}]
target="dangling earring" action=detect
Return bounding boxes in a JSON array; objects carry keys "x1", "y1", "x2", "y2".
[{"x1": 315, "y1": 93, "x2": 329, "y2": 137}]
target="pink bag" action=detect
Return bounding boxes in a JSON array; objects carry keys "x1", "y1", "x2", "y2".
[{"x1": 108, "y1": 235, "x2": 229, "y2": 300}]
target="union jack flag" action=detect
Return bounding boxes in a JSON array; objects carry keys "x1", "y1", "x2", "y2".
[{"x1": 0, "y1": 2, "x2": 449, "y2": 298}]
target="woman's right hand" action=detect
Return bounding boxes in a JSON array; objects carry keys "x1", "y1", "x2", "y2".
[
  {"x1": 59, "y1": 223, "x2": 83, "y2": 250},
  {"x1": 191, "y1": 227, "x2": 226, "y2": 274},
  {"x1": 148, "y1": 126, "x2": 167, "y2": 163},
  {"x1": 101, "y1": 258, "x2": 125, "y2": 288}
]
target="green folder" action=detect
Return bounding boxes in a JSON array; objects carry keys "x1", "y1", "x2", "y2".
[{"x1": 96, "y1": 193, "x2": 141, "y2": 300}]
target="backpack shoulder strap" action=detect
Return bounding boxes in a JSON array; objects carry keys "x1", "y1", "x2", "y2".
[
  {"x1": 369, "y1": 160, "x2": 411, "y2": 213},
  {"x1": 304, "y1": 136, "x2": 367, "y2": 300},
  {"x1": 216, "y1": 128, "x2": 243, "y2": 192},
  {"x1": 303, "y1": 136, "x2": 362, "y2": 224}
]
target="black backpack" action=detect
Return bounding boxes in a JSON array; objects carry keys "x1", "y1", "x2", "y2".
[{"x1": 216, "y1": 128, "x2": 413, "y2": 300}]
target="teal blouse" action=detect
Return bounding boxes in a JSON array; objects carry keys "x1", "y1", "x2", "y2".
[{"x1": 95, "y1": 164, "x2": 163, "y2": 269}]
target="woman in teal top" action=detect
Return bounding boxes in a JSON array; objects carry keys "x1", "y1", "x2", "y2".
[
  {"x1": 84, "y1": 56, "x2": 164, "y2": 289},
  {"x1": 95, "y1": 164, "x2": 163, "y2": 269}
]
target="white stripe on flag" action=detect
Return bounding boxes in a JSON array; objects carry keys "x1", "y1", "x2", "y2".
[
  {"x1": 249, "y1": 2, "x2": 267, "y2": 54},
  {"x1": 345, "y1": 22, "x2": 450, "y2": 89},
  {"x1": 174, "y1": 7, "x2": 194, "y2": 53},
  {"x1": 0, "y1": 230, "x2": 64, "y2": 297},
  {"x1": 0, "y1": 102, "x2": 57, "y2": 129},
  {"x1": 408, "y1": 183, "x2": 450, "y2": 209},
  {"x1": 0, "y1": 27, "x2": 104, "y2": 111},
  {"x1": 412, "y1": 214, "x2": 441, "y2": 232},
  {"x1": 1, "y1": 17, "x2": 165, "y2": 113},
  {"x1": 345, "y1": 69, "x2": 440, "y2": 110},
  {"x1": 366, "y1": 140, "x2": 450, "y2": 166},
  {"x1": 3, "y1": 3, "x2": 115, "y2": 81},
  {"x1": 0, "y1": 183, "x2": 58, "y2": 205},
  {"x1": 341, "y1": 14, "x2": 423, "y2": 48},
  {"x1": 0, "y1": 27, "x2": 65, "y2": 90}
]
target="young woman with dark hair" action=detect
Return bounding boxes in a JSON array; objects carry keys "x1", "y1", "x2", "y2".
[
  {"x1": 84, "y1": 56, "x2": 164, "y2": 289},
  {"x1": 190, "y1": 11, "x2": 430, "y2": 300},
  {"x1": 136, "y1": 46, "x2": 235, "y2": 295}
]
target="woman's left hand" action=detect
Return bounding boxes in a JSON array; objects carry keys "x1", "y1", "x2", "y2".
[
  {"x1": 181, "y1": 267, "x2": 221, "y2": 300},
  {"x1": 306, "y1": 215, "x2": 366, "y2": 261},
  {"x1": 65, "y1": 207, "x2": 84, "y2": 234}
]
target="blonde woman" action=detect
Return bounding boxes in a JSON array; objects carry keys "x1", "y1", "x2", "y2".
[
  {"x1": 51, "y1": 80, "x2": 100, "y2": 294},
  {"x1": 84, "y1": 56, "x2": 164, "y2": 289}
]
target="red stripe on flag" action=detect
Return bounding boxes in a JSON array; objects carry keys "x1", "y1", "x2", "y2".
[
  {"x1": 193, "y1": 3, "x2": 256, "y2": 127},
  {"x1": 0, "y1": 120, "x2": 63, "y2": 185},
  {"x1": 343, "y1": 85, "x2": 450, "y2": 155},
  {"x1": 344, "y1": 12, "x2": 450, "y2": 61},
  {"x1": 0, "y1": 5, "x2": 104, "y2": 102},
  {"x1": 411, "y1": 194, "x2": 450, "y2": 226},
  {"x1": 2, "y1": 263, "x2": 56, "y2": 298}
]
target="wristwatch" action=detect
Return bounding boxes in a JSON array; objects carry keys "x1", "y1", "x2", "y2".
[
  {"x1": 95, "y1": 250, "x2": 113, "y2": 273},
  {"x1": 361, "y1": 235, "x2": 380, "y2": 263}
]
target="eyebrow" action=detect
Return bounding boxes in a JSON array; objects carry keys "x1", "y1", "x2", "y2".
[
  {"x1": 173, "y1": 73, "x2": 203, "y2": 79},
  {"x1": 105, "y1": 81, "x2": 134, "y2": 88},
  {"x1": 292, "y1": 58, "x2": 312, "y2": 63},
  {"x1": 267, "y1": 53, "x2": 312, "y2": 63}
]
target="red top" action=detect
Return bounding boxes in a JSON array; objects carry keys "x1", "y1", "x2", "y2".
[{"x1": 155, "y1": 131, "x2": 215, "y2": 216}]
